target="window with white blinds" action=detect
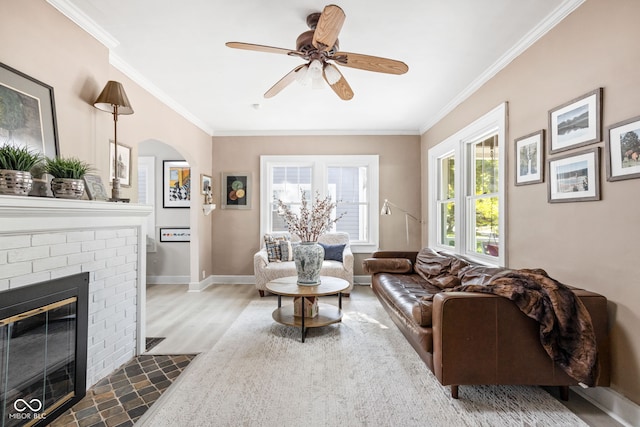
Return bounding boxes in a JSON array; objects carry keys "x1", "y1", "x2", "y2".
[{"x1": 260, "y1": 155, "x2": 379, "y2": 253}]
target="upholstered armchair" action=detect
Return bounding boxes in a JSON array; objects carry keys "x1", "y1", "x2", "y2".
[{"x1": 253, "y1": 231, "x2": 354, "y2": 297}]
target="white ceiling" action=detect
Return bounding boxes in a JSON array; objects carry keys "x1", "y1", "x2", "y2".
[{"x1": 50, "y1": 0, "x2": 582, "y2": 136}]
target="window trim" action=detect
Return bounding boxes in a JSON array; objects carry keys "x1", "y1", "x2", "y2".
[
  {"x1": 260, "y1": 155, "x2": 379, "y2": 253},
  {"x1": 428, "y1": 103, "x2": 507, "y2": 266}
]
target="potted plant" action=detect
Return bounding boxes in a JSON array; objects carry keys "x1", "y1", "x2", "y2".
[
  {"x1": 275, "y1": 190, "x2": 345, "y2": 285},
  {"x1": 0, "y1": 144, "x2": 43, "y2": 196},
  {"x1": 44, "y1": 156, "x2": 93, "y2": 199}
]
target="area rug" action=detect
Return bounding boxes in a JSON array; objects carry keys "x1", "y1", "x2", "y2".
[{"x1": 137, "y1": 297, "x2": 587, "y2": 427}]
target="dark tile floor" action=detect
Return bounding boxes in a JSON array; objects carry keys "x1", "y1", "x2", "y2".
[{"x1": 50, "y1": 345, "x2": 197, "y2": 427}]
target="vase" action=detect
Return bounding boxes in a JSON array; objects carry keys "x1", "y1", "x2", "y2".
[
  {"x1": 51, "y1": 178, "x2": 85, "y2": 199},
  {"x1": 0, "y1": 170, "x2": 33, "y2": 196},
  {"x1": 293, "y1": 242, "x2": 324, "y2": 286}
]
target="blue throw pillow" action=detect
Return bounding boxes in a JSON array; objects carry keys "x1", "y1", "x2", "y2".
[{"x1": 319, "y1": 243, "x2": 345, "y2": 262}]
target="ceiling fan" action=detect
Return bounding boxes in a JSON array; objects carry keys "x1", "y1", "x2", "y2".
[{"x1": 226, "y1": 4, "x2": 408, "y2": 101}]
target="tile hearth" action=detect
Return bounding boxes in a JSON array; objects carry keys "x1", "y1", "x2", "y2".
[{"x1": 50, "y1": 354, "x2": 197, "y2": 427}]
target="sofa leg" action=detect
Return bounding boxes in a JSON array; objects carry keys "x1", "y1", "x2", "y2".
[
  {"x1": 559, "y1": 385, "x2": 569, "y2": 401},
  {"x1": 451, "y1": 385, "x2": 459, "y2": 399},
  {"x1": 258, "y1": 290, "x2": 265, "y2": 297}
]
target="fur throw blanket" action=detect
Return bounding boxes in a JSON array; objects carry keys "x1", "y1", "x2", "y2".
[{"x1": 450, "y1": 269, "x2": 599, "y2": 387}]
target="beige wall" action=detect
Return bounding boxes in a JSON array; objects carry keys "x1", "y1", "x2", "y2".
[
  {"x1": 421, "y1": 0, "x2": 640, "y2": 405},
  {"x1": 1, "y1": 1, "x2": 214, "y2": 282},
  {"x1": 212, "y1": 135, "x2": 422, "y2": 276}
]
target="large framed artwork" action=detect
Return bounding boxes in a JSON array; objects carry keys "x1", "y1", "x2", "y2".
[
  {"x1": 515, "y1": 130, "x2": 544, "y2": 185},
  {"x1": 605, "y1": 115, "x2": 640, "y2": 182},
  {"x1": 0, "y1": 62, "x2": 59, "y2": 157},
  {"x1": 548, "y1": 88, "x2": 602, "y2": 154},
  {"x1": 547, "y1": 147, "x2": 600, "y2": 203},
  {"x1": 221, "y1": 172, "x2": 251, "y2": 209},
  {"x1": 163, "y1": 160, "x2": 191, "y2": 208},
  {"x1": 109, "y1": 141, "x2": 132, "y2": 187}
]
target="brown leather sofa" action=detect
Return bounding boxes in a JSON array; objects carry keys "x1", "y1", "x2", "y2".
[{"x1": 364, "y1": 250, "x2": 610, "y2": 399}]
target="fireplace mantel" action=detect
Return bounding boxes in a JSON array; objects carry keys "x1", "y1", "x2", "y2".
[{"x1": 0, "y1": 195, "x2": 152, "y2": 233}]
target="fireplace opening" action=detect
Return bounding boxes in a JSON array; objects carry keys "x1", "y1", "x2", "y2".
[{"x1": 0, "y1": 273, "x2": 88, "y2": 427}]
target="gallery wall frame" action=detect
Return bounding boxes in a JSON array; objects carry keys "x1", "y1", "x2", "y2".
[
  {"x1": 605, "y1": 115, "x2": 640, "y2": 182},
  {"x1": 547, "y1": 147, "x2": 600, "y2": 203},
  {"x1": 159, "y1": 227, "x2": 190, "y2": 242},
  {"x1": 515, "y1": 129, "x2": 544, "y2": 185},
  {"x1": 0, "y1": 62, "x2": 59, "y2": 157},
  {"x1": 201, "y1": 174, "x2": 212, "y2": 194},
  {"x1": 548, "y1": 88, "x2": 602, "y2": 154},
  {"x1": 109, "y1": 141, "x2": 132, "y2": 187},
  {"x1": 221, "y1": 172, "x2": 251, "y2": 209},
  {"x1": 83, "y1": 174, "x2": 108, "y2": 201},
  {"x1": 163, "y1": 160, "x2": 191, "y2": 208}
]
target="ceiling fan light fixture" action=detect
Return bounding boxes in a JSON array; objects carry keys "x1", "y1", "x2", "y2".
[
  {"x1": 308, "y1": 59, "x2": 323, "y2": 80},
  {"x1": 295, "y1": 64, "x2": 310, "y2": 85},
  {"x1": 324, "y1": 63, "x2": 341, "y2": 85}
]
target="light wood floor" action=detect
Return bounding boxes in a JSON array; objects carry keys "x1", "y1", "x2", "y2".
[{"x1": 145, "y1": 283, "x2": 621, "y2": 427}]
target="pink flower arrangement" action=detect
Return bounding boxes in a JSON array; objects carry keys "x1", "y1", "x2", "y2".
[{"x1": 275, "y1": 190, "x2": 345, "y2": 242}]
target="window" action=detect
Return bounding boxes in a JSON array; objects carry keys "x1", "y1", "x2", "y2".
[
  {"x1": 428, "y1": 103, "x2": 506, "y2": 265},
  {"x1": 260, "y1": 155, "x2": 379, "y2": 253}
]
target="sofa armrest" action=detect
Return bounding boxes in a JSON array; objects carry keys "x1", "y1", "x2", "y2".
[
  {"x1": 254, "y1": 249, "x2": 269, "y2": 270},
  {"x1": 372, "y1": 251, "x2": 419, "y2": 264},
  {"x1": 342, "y1": 245, "x2": 354, "y2": 271}
]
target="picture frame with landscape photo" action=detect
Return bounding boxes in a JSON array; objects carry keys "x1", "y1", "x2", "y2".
[
  {"x1": 547, "y1": 147, "x2": 600, "y2": 203},
  {"x1": 221, "y1": 172, "x2": 251, "y2": 209},
  {"x1": 605, "y1": 115, "x2": 640, "y2": 182},
  {"x1": 0, "y1": 62, "x2": 59, "y2": 157},
  {"x1": 548, "y1": 88, "x2": 602, "y2": 154},
  {"x1": 515, "y1": 129, "x2": 544, "y2": 185},
  {"x1": 109, "y1": 141, "x2": 131, "y2": 187}
]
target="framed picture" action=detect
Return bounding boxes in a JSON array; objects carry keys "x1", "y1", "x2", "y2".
[
  {"x1": 548, "y1": 88, "x2": 602, "y2": 154},
  {"x1": 515, "y1": 130, "x2": 544, "y2": 185},
  {"x1": 547, "y1": 147, "x2": 600, "y2": 203},
  {"x1": 221, "y1": 172, "x2": 251, "y2": 209},
  {"x1": 0, "y1": 62, "x2": 59, "y2": 157},
  {"x1": 83, "y1": 174, "x2": 109, "y2": 201},
  {"x1": 109, "y1": 141, "x2": 132, "y2": 187},
  {"x1": 605, "y1": 115, "x2": 640, "y2": 182},
  {"x1": 159, "y1": 227, "x2": 190, "y2": 242},
  {"x1": 163, "y1": 160, "x2": 191, "y2": 208},
  {"x1": 201, "y1": 174, "x2": 212, "y2": 194}
]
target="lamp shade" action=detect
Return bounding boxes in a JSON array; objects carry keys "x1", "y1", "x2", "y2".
[{"x1": 93, "y1": 81, "x2": 134, "y2": 115}]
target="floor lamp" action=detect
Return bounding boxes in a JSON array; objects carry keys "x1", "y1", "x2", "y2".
[
  {"x1": 93, "y1": 81, "x2": 134, "y2": 202},
  {"x1": 380, "y1": 199, "x2": 424, "y2": 244}
]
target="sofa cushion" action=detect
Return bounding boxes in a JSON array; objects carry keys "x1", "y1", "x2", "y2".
[
  {"x1": 412, "y1": 296, "x2": 434, "y2": 327},
  {"x1": 279, "y1": 241, "x2": 297, "y2": 261},
  {"x1": 320, "y1": 243, "x2": 345, "y2": 262},
  {"x1": 362, "y1": 258, "x2": 413, "y2": 274},
  {"x1": 264, "y1": 234, "x2": 290, "y2": 262}
]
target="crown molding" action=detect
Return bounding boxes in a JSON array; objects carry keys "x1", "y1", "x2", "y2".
[
  {"x1": 47, "y1": 0, "x2": 119, "y2": 49},
  {"x1": 212, "y1": 128, "x2": 421, "y2": 137},
  {"x1": 419, "y1": 0, "x2": 586, "y2": 134}
]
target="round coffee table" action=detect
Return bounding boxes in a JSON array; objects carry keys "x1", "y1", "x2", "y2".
[{"x1": 265, "y1": 276, "x2": 349, "y2": 342}]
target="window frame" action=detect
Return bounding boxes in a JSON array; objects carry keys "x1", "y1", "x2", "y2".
[
  {"x1": 428, "y1": 103, "x2": 507, "y2": 266},
  {"x1": 260, "y1": 155, "x2": 379, "y2": 253}
]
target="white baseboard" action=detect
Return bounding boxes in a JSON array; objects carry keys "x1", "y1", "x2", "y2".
[
  {"x1": 573, "y1": 386, "x2": 639, "y2": 427},
  {"x1": 354, "y1": 275, "x2": 371, "y2": 285},
  {"x1": 188, "y1": 275, "x2": 216, "y2": 292},
  {"x1": 147, "y1": 275, "x2": 190, "y2": 285}
]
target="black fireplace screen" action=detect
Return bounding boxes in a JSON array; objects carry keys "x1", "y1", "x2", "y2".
[{"x1": 0, "y1": 273, "x2": 88, "y2": 427}]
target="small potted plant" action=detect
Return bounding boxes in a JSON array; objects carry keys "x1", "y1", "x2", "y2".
[
  {"x1": 44, "y1": 156, "x2": 94, "y2": 199},
  {"x1": 0, "y1": 143, "x2": 43, "y2": 196}
]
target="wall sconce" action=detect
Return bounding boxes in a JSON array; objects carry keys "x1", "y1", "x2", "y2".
[
  {"x1": 93, "y1": 80, "x2": 134, "y2": 202},
  {"x1": 380, "y1": 199, "x2": 424, "y2": 244}
]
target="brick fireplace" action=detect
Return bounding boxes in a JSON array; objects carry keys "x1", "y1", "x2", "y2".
[{"x1": 0, "y1": 196, "x2": 152, "y2": 390}]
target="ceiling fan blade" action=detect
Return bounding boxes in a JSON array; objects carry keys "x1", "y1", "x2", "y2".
[
  {"x1": 323, "y1": 65, "x2": 354, "y2": 101},
  {"x1": 264, "y1": 65, "x2": 306, "y2": 98},
  {"x1": 226, "y1": 42, "x2": 301, "y2": 56},
  {"x1": 332, "y1": 51, "x2": 409, "y2": 75},
  {"x1": 312, "y1": 5, "x2": 345, "y2": 52}
]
